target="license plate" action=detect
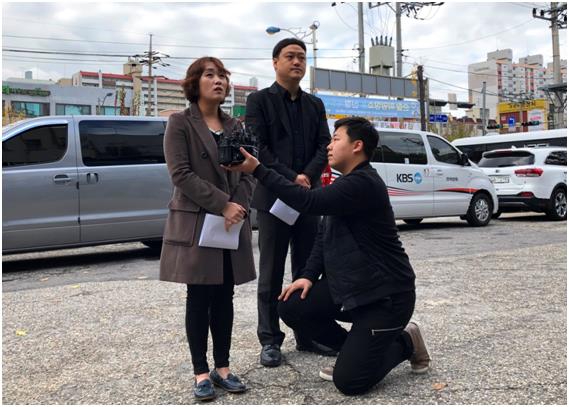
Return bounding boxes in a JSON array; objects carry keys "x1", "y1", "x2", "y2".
[{"x1": 489, "y1": 175, "x2": 510, "y2": 184}]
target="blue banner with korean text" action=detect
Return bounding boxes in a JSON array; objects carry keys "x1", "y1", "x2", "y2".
[{"x1": 315, "y1": 94, "x2": 420, "y2": 119}]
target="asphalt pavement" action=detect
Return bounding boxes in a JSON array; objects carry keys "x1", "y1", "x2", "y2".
[{"x1": 2, "y1": 214, "x2": 567, "y2": 404}]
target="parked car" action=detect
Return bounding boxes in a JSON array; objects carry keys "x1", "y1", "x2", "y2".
[
  {"x1": 3, "y1": 115, "x2": 171, "y2": 254},
  {"x1": 327, "y1": 128, "x2": 499, "y2": 226},
  {"x1": 477, "y1": 147, "x2": 567, "y2": 220}
]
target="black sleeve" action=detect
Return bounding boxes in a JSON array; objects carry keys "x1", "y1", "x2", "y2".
[
  {"x1": 300, "y1": 221, "x2": 325, "y2": 282},
  {"x1": 253, "y1": 164, "x2": 377, "y2": 216},
  {"x1": 246, "y1": 92, "x2": 298, "y2": 181},
  {"x1": 302, "y1": 98, "x2": 331, "y2": 183}
]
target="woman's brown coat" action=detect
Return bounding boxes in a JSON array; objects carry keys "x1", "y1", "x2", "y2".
[{"x1": 159, "y1": 104, "x2": 256, "y2": 285}]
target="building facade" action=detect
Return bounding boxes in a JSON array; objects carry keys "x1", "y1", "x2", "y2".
[
  {"x1": 71, "y1": 59, "x2": 257, "y2": 117},
  {"x1": 2, "y1": 78, "x2": 133, "y2": 123},
  {"x1": 222, "y1": 85, "x2": 258, "y2": 118},
  {"x1": 467, "y1": 49, "x2": 567, "y2": 121},
  {"x1": 71, "y1": 59, "x2": 188, "y2": 116}
]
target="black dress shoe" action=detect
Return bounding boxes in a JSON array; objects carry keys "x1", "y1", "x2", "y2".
[
  {"x1": 295, "y1": 339, "x2": 339, "y2": 357},
  {"x1": 260, "y1": 344, "x2": 282, "y2": 367},
  {"x1": 194, "y1": 378, "x2": 216, "y2": 401},
  {"x1": 210, "y1": 370, "x2": 247, "y2": 393}
]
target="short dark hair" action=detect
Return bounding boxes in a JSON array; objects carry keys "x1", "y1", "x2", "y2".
[
  {"x1": 181, "y1": 56, "x2": 231, "y2": 103},
  {"x1": 334, "y1": 117, "x2": 379, "y2": 159},
  {"x1": 272, "y1": 38, "x2": 307, "y2": 58}
]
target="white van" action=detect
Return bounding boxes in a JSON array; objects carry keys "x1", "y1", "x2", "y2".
[{"x1": 328, "y1": 129, "x2": 499, "y2": 226}]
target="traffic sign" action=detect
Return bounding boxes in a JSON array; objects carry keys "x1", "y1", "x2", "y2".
[
  {"x1": 508, "y1": 117, "x2": 516, "y2": 127},
  {"x1": 429, "y1": 114, "x2": 448, "y2": 123}
]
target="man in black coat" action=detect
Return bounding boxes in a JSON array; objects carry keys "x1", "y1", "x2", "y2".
[
  {"x1": 245, "y1": 38, "x2": 331, "y2": 367},
  {"x1": 225, "y1": 117, "x2": 430, "y2": 395}
]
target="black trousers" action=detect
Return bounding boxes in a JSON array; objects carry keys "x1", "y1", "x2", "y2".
[
  {"x1": 257, "y1": 210, "x2": 319, "y2": 346},
  {"x1": 186, "y1": 250, "x2": 235, "y2": 375},
  {"x1": 278, "y1": 278, "x2": 415, "y2": 395}
]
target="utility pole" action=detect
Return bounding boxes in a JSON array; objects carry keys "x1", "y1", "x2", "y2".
[
  {"x1": 358, "y1": 2, "x2": 365, "y2": 73},
  {"x1": 551, "y1": 2, "x2": 562, "y2": 128},
  {"x1": 368, "y1": 2, "x2": 444, "y2": 78},
  {"x1": 136, "y1": 33, "x2": 169, "y2": 117},
  {"x1": 417, "y1": 65, "x2": 426, "y2": 131},
  {"x1": 482, "y1": 81, "x2": 487, "y2": 135},
  {"x1": 312, "y1": 29, "x2": 318, "y2": 68},
  {"x1": 552, "y1": 2, "x2": 561, "y2": 84},
  {"x1": 532, "y1": 2, "x2": 567, "y2": 129},
  {"x1": 396, "y1": 2, "x2": 402, "y2": 77},
  {"x1": 146, "y1": 34, "x2": 153, "y2": 117}
]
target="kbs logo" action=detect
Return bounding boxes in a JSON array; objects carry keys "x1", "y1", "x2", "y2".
[
  {"x1": 396, "y1": 173, "x2": 414, "y2": 183},
  {"x1": 397, "y1": 172, "x2": 423, "y2": 184}
]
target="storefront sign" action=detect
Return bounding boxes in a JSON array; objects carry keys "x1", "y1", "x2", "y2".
[
  {"x1": 2, "y1": 85, "x2": 51, "y2": 97},
  {"x1": 497, "y1": 99, "x2": 547, "y2": 114}
]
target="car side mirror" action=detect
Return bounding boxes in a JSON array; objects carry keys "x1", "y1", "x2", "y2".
[{"x1": 460, "y1": 153, "x2": 470, "y2": 166}]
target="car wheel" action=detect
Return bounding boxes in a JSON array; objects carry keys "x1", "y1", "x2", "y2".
[
  {"x1": 403, "y1": 218, "x2": 423, "y2": 225},
  {"x1": 141, "y1": 240, "x2": 163, "y2": 252},
  {"x1": 546, "y1": 187, "x2": 567, "y2": 221},
  {"x1": 465, "y1": 192, "x2": 492, "y2": 227},
  {"x1": 491, "y1": 210, "x2": 502, "y2": 219}
]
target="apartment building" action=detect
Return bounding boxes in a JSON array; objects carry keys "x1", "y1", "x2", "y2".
[
  {"x1": 71, "y1": 59, "x2": 187, "y2": 115},
  {"x1": 467, "y1": 49, "x2": 566, "y2": 120}
]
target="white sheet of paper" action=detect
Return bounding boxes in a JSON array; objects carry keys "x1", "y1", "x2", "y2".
[
  {"x1": 198, "y1": 214, "x2": 243, "y2": 250},
  {"x1": 269, "y1": 199, "x2": 300, "y2": 226}
]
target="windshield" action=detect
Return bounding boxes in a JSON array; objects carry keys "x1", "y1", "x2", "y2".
[{"x1": 478, "y1": 150, "x2": 535, "y2": 167}]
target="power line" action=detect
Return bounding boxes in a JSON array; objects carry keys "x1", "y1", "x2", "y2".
[
  {"x1": 407, "y1": 18, "x2": 534, "y2": 50},
  {"x1": 2, "y1": 34, "x2": 353, "y2": 51},
  {"x1": 2, "y1": 48, "x2": 356, "y2": 61},
  {"x1": 428, "y1": 76, "x2": 536, "y2": 102},
  {"x1": 2, "y1": 55, "x2": 127, "y2": 64},
  {"x1": 404, "y1": 54, "x2": 469, "y2": 67},
  {"x1": 3, "y1": 34, "x2": 149, "y2": 47},
  {"x1": 512, "y1": 2, "x2": 539, "y2": 10},
  {"x1": 3, "y1": 17, "x2": 148, "y2": 36},
  {"x1": 333, "y1": 5, "x2": 358, "y2": 31},
  {"x1": 3, "y1": 48, "x2": 132, "y2": 57},
  {"x1": 403, "y1": 59, "x2": 553, "y2": 81}
]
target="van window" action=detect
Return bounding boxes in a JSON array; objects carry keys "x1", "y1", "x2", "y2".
[
  {"x1": 79, "y1": 120, "x2": 166, "y2": 166},
  {"x1": 545, "y1": 151, "x2": 567, "y2": 166},
  {"x1": 370, "y1": 145, "x2": 384, "y2": 162},
  {"x1": 2, "y1": 124, "x2": 68, "y2": 167},
  {"x1": 428, "y1": 135, "x2": 460, "y2": 165},
  {"x1": 380, "y1": 133, "x2": 427, "y2": 164}
]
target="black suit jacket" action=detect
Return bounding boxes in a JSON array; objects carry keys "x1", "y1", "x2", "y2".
[{"x1": 245, "y1": 82, "x2": 331, "y2": 211}]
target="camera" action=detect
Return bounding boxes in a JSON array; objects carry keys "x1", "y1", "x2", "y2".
[{"x1": 218, "y1": 122, "x2": 258, "y2": 166}]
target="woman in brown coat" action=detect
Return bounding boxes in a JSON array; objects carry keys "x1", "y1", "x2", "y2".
[{"x1": 159, "y1": 57, "x2": 256, "y2": 401}]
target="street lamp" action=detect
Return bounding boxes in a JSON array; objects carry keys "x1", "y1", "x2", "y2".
[
  {"x1": 266, "y1": 21, "x2": 320, "y2": 68},
  {"x1": 97, "y1": 92, "x2": 113, "y2": 115}
]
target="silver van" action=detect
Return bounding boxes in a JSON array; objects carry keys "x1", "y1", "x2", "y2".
[{"x1": 2, "y1": 115, "x2": 172, "y2": 254}]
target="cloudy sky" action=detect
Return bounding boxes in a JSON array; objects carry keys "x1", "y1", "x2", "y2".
[{"x1": 2, "y1": 1, "x2": 566, "y2": 109}]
